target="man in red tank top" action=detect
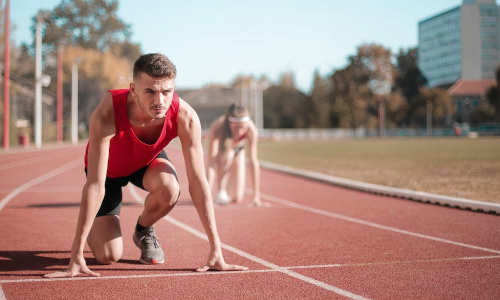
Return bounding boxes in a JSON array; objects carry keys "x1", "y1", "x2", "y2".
[{"x1": 45, "y1": 53, "x2": 247, "y2": 278}]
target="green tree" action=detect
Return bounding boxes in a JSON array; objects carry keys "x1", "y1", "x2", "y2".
[
  {"x1": 385, "y1": 90, "x2": 409, "y2": 128},
  {"x1": 60, "y1": 45, "x2": 133, "y2": 133},
  {"x1": 21, "y1": 0, "x2": 142, "y2": 139},
  {"x1": 418, "y1": 87, "x2": 456, "y2": 127},
  {"x1": 472, "y1": 102, "x2": 496, "y2": 123},
  {"x1": 309, "y1": 70, "x2": 331, "y2": 128},
  {"x1": 485, "y1": 66, "x2": 500, "y2": 121},
  {"x1": 263, "y1": 72, "x2": 310, "y2": 128},
  {"x1": 37, "y1": 0, "x2": 134, "y2": 53},
  {"x1": 394, "y1": 48, "x2": 427, "y2": 126},
  {"x1": 329, "y1": 44, "x2": 396, "y2": 130},
  {"x1": 357, "y1": 44, "x2": 395, "y2": 96},
  {"x1": 230, "y1": 74, "x2": 258, "y2": 90},
  {"x1": 330, "y1": 64, "x2": 370, "y2": 129},
  {"x1": 358, "y1": 44, "x2": 395, "y2": 130}
]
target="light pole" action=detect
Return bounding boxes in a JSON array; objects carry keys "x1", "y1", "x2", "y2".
[
  {"x1": 254, "y1": 82, "x2": 264, "y2": 133},
  {"x1": 71, "y1": 58, "x2": 80, "y2": 145},
  {"x1": 57, "y1": 44, "x2": 63, "y2": 143},
  {"x1": 34, "y1": 13, "x2": 43, "y2": 148},
  {"x1": 427, "y1": 100, "x2": 432, "y2": 136},
  {"x1": 241, "y1": 80, "x2": 265, "y2": 134},
  {"x1": 3, "y1": 0, "x2": 10, "y2": 149}
]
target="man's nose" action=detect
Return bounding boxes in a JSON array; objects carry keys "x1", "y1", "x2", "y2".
[{"x1": 154, "y1": 93, "x2": 165, "y2": 105}]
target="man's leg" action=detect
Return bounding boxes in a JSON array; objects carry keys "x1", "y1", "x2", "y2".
[
  {"x1": 87, "y1": 215, "x2": 123, "y2": 265},
  {"x1": 138, "y1": 157, "x2": 180, "y2": 227},
  {"x1": 86, "y1": 176, "x2": 125, "y2": 265},
  {"x1": 131, "y1": 156, "x2": 179, "y2": 264}
]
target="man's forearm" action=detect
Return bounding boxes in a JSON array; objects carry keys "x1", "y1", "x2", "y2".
[
  {"x1": 189, "y1": 183, "x2": 222, "y2": 251},
  {"x1": 72, "y1": 185, "x2": 104, "y2": 253}
]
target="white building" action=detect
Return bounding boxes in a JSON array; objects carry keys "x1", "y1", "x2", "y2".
[{"x1": 418, "y1": 0, "x2": 500, "y2": 88}]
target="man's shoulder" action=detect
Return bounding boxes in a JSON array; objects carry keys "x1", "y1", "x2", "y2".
[
  {"x1": 98, "y1": 91, "x2": 115, "y2": 115},
  {"x1": 177, "y1": 98, "x2": 198, "y2": 120},
  {"x1": 91, "y1": 91, "x2": 116, "y2": 129},
  {"x1": 176, "y1": 98, "x2": 203, "y2": 137}
]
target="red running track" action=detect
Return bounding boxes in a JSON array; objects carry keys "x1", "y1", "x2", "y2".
[{"x1": 0, "y1": 145, "x2": 499, "y2": 300}]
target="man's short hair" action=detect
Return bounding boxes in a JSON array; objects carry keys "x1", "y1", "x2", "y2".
[{"x1": 133, "y1": 53, "x2": 177, "y2": 80}]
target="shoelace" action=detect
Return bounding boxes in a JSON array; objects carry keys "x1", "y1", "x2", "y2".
[{"x1": 140, "y1": 234, "x2": 161, "y2": 249}]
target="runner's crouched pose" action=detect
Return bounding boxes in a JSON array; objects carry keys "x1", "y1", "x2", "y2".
[
  {"x1": 205, "y1": 104, "x2": 263, "y2": 206},
  {"x1": 45, "y1": 53, "x2": 247, "y2": 278}
]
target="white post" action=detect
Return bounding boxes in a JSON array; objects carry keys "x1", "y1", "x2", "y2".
[
  {"x1": 34, "y1": 14, "x2": 43, "y2": 148},
  {"x1": 241, "y1": 83, "x2": 248, "y2": 108},
  {"x1": 255, "y1": 84, "x2": 263, "y2": 133},
  {"x1": 427, "y1": 100, "x2": 432, "y2": 136},
  {"x1": 71, "y1": 59, "x2": 79, "y2": 145},
  {"x1": 250, "y1": 80, "x2": 256, "y2": 120}
]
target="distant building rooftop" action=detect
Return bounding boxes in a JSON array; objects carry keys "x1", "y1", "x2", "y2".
[
  {"x1": 176, "y1": 86, "x2": 244, "y2": 129},
  {"x1": 447, "y1": 79, "x2": 496, "y2": 96}
]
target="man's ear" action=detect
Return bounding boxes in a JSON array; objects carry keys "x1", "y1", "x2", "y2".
[{"x1": 130, "y1": 82, "x2": 136, "y2": 96}]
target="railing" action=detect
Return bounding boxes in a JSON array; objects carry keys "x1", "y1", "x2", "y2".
[{"x1": 261, "y1": 124, "x2": 500, "y2": 140}]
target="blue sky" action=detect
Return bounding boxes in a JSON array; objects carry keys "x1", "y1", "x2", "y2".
[{"x1": 8, "y1": 0, "x2": 495, "y2": 92}]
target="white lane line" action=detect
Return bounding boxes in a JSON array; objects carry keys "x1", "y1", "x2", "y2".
[
  {"x1": 285, "y1": 255, "x2": 500, "y2": 269},
  {"x1": 2, "y1": 256, "x2": 500, "y2": 285},
  {"x1": 0, "y1": 152, "x2": 76, "y2": 171},
  {"x1": 0, "y1": 285, "x2": 6, "y2": 300},
  {"x1": 0, "y1": 187, "x2": 81, "y2": 193},
  {"x1": 0, "y1": 159, "x2": 82, "y2": 213},
  {"x1": 171, "y1": 147, "x2": 500, "y2": 254},
  {"x1": 0, "y1": 156, "x2": 81, "y2": 299},
  {"x1": 0, "y1": 269, "x2": 276, "y2": 284},
  {"x1": 128, "y1": 185, "x2": 371, "y2": 300},
  {"x1": 257, "y1": 191, "x2": 500, "y2": 255}
]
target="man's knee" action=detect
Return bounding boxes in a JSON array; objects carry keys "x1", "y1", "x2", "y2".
[
  {"x1": 94, "y1": 248, "x2": 122, "y2": 265},
  {"x1": 87, "y1": 215, "x2": 123, "y2": 265},
  {"x1": 156, "y1": 180, "x2": 180, "y2": 208}
]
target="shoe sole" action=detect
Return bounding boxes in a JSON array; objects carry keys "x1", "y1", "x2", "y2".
[
  {"x1": 133, "y1": 233, "x2": 165, "y2": 265},
  {"x1": 139, "y1": 257, "x2": 165, "y2": 265}
]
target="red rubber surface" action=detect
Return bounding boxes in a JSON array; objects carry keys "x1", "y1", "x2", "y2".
[{"x1": 1, "y1": 145, "x2": 499, "y2": 299}]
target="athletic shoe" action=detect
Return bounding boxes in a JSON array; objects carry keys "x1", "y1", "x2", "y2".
[
  {"x1": 133, "y1": 226, "x2": 165, "y2": 265},
  {"x1": 214, "y1": 190, "x2": 231, "y2": 205}
]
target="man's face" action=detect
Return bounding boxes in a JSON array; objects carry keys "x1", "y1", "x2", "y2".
[{"x1": 131, "y1": 72, "x2": 175, "y2": 120}]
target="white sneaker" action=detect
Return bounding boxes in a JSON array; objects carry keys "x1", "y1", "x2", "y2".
[{"x1": 214, "y1": 190, "x2": 231, "y2": 205}]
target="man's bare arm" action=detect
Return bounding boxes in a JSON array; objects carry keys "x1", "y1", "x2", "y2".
[
  {"x1": 45, "y1": 92, "x2": 115, "y2": 278},
  {"x1": 177, "y1": 99, "x2": 248, "y2": 271}
]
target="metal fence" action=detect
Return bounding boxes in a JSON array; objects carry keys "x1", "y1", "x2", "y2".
[{"x1": 261, "y1": 123, "x2": 500, "y2": 140}]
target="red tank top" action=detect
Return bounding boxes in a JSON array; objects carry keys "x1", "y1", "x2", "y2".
[{"x1": 85, "y1": 89, "x2": 179, "y2": 178}]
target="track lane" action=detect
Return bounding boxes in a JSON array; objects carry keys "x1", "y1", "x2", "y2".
[{"x1": 1, "y1": 145, "x2": 499, "y2": 299}]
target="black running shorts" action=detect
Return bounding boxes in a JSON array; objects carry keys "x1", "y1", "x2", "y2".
[{"x1": 85, "y1": 150, "x2": 176, "y2": 217}]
